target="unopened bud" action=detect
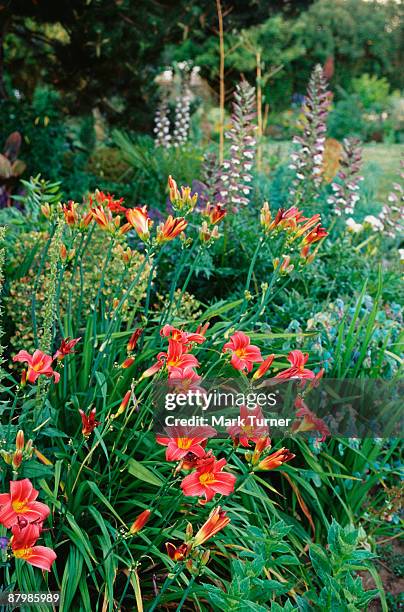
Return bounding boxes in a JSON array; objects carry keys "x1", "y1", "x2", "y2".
[
  {"x1": 12, "y1": 450, "x2": 23, "y2": 469},
  {"x1": 201, "y1": 549, "x2": 210, "y2": 566},
  {"x1": 185, "y1": 522, "x2": 193, "y2": 540},
  {"x1": 15, "y1": 430, "x2": 24, "y2": 451}
]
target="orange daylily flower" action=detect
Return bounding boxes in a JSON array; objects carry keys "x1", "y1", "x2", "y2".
[
  {"x1": 126, "y1": 206, "x2": 153, "y2": 241},
  {"x1": 156, "y1": 216, "x2": 187, "y2": 243},
  {"x1": 192, "y1": 506, "x2": 230, "y2": 547},
  {"x1": 256, "y1": 448, "x2": 295, "y2": 471}
]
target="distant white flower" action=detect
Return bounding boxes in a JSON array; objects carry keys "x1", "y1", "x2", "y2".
[
  {"x1": 399, "y1": 248, "x2": 404, "y2": 263},
  {"x1": 364, "y1": 215, "x2": 384, "y2": 231},
  {"x1": 346, "y1": 218, "x2": 363, "y2": 234}
]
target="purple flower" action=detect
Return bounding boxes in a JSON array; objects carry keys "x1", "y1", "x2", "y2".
[{"x1": 0, "y1": 537, "x2": 8, "y2": 550}]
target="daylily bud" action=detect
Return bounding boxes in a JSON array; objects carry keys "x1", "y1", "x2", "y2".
[
  {"x1": 185, "y1": 522, "x2": 193, "y2": 540},
  {"x1": 192, "y1": 507, "x2": 230, "y2": 547},
  {"x1": 60, "y1": 244, "x2": 68, "y2": 261},
  {"x1": 41, "y1": 203, "x2": 51, "y2": 218},
  {"x1": 127, "y1": 329, "x2": 142, "y2": 352},
  {"x1": 121, "y1": 357, "x2": 135, "y2": 369},
  {"x1": 25, "y1": 439, "x2": 33, "y2": 457},
  {"x1": 201, "y1": 549, "x2": 210, "y2": 566},
  {"x1": 20, "y1": 370, "x2": 27, "y2": 387},
  {"x1": 12, "y1": 450, "x2": 23, "y2": 470},
  {"x1": 129, "y1": 509, "x2": 151, "y2": 534},
  {"x1": 0, "y1": 450, "x2": 11, "y2": 465},
  {"x1": 15, "y1": 430, "x2": 25, "y2": 451},
  {"x1": 113, "y1": 390, "x2": 131, "y2": 419}
]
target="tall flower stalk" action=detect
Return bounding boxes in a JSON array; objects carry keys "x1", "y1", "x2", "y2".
[
  {"x1": 289, "y1": 64, "x2": 331, "y2": 203},
  {"x1": 217, "y1": 80, "x2": 257, "y2": 208},
  {"x1": 327, "y1": 138, "x2": 364, "y2": 216},
  {"x1": 0, "y1": 226, "x2": 6, "y2": 384},
  {"x1": 39, "y1": 216, "x2": 64, "y2": 354},
  {"x1": 154, "y1": 96, "x2": 172, "y2": 149},
  {"x1": 172, "y1": 63, "x2": 195, "y2": 148},
  {"x1": 378, "y1": 160, "x2": 403, "y2": 237},
  {"x1": 154, "y1": 68, "x2": 174, "y2": 149}
]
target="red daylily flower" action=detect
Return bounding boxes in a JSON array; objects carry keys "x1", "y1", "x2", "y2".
[
  {"x1": 160, "y1": 324, "x2": 207, "y2": 347},
  {"x1": 53, "y1": 337, "x2": 81, "y2": 360},
  {"x1": 275, "y1": 350, "x2": 315, "y2": 380},
  {"x1": 223, "y1": 331, "x2": 263, "y2": 373},
  {"x1": 0, "y1": 479, "x2": 50, "y2": 528},
  {"x1": 293, "y1": 396, "x2": 330, "y2": 442},
  {"x1": 168, "y1": 366, "x2": 205, "y2": 394},
  {"x1": 261, "y1": 204, "x2": 308, "y2": 233},
  {"x1": 13, "y1": 350, "x2": 60, "y2": 384},
  {"x1": 163, "y1": 340, "x2": 200, "y2": 370},
  {"x1": 300, "y1": 224, "x2": 328, "y2": 258},
  {"x1": 227, "y1": 405, "x2": 270, "y2": 447},
  {"x1": 79, "y1": 408, "x2": 100, "y2": 438},
  {"x1": 166, "y1": 542, "x2": 190, "y2": 561},
  {"x1": 143, "y1": 340, "x2": 199, "y2": 379},
  {"x1": 301, "y1": 224, "x2": 328, "y2": 246},
  {"x1": 90, "y1": 190, "x2": 125, "y2": 212},
  {"x1": 181, "y1": 453, "x2": 236, "y2": 503},
  {"x1": 11, "y1": 523, "x2": 56, "y2": 571},
  {"x1": 156, "y1": 425, "x2": 217, "y2": 461}
]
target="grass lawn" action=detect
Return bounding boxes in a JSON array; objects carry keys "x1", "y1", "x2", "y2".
[{"x1": 265, "y1": 141, "x2": 403, "y2": 202}]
